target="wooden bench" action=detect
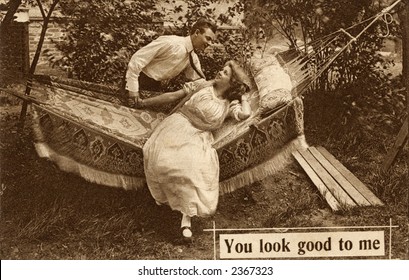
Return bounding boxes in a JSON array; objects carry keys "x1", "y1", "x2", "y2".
[{"x1": 292, "y1": 146, "x2": 383, "y2": 211}]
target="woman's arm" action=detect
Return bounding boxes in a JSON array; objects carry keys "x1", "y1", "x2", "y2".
[{"x1": 236, "y1": 95, "x2": 251, "y2": 120}]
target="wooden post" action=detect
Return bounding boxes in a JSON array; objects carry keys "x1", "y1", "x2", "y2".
[
  {"x1": 402, "y1": 0, "x2": 409, "y2": 143},
  {"x1": 402, "y1": 0, "x2": 409, "y2": 86},
  {"x1": 404, "y1": 0, "x2": 409, "y2": 243},
  {"x1": 382, "y1": 117, "x2": 408, "y2": 172},
  {"x1": 0, "y1": 184, "x2": 4, "y2": 221},
  {"x1": 23, "y1": 22, "x2": 30, "y2": 76},
  {"x1": 405, "y1": 0, "x2": 409, "y2": 154},
  {"x1": 381, "y1": 0, "x2": 409, "y2": 172}
]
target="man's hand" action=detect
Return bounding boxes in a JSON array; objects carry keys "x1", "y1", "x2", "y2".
[
  {"x1": 127, "y1": 91, "x2": 139, "y2": 108},
  {"x1": 195, "y1": 79, "x2": 214, "y2": 92},
  {"x1": 128, "y1": 96, "x2": 137, "y2": 108},
  {"x1": 183, "y1": 79, "x2": 214, "y2": 96}
]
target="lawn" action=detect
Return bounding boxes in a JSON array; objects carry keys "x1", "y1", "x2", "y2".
[{"x1": 0, "y1": 67, "x2": 407, "y2": 260}]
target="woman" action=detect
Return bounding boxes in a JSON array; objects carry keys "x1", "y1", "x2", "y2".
[{"x1": 142, "y1": 61, "x2": 251, "y2": 239}]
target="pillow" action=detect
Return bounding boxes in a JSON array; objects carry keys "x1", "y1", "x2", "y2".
[{"x1": 250, "y1": 54, "x2": 293, "y2": 115}]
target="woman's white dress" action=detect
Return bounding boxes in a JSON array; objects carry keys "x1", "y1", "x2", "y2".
[{"x1": 143, "y1": 86, "x2": 242, "y2": 217}]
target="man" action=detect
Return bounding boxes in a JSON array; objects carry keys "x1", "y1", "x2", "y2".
[{"x1": 125, "y1": 18, "x2": 217, "y2": 107}]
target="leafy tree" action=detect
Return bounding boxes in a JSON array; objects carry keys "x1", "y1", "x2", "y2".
[
  {"x1": 233, "y1": 0, "x2": 404, "y2": 134},
  {"x1": 241, "y1": 0, "x2": 400, "y2": 91},
  {"x1": 54, "y1": 0, "x2": 160, "y2": 86},
  {"x1": 51, "y1": 0, "x2": 247, "y2": 88},
  {"x1": 52, "y1": 0, "x2": 403, "y2": 105},
  {"x1": 160, "y1": 0, "x2": 248, "y2": 86},
  {"x1": 0, "y1": 0, "x2": 61, "y2": 125}
]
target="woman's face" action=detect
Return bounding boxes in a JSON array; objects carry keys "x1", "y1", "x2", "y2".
[{"x1": 215, "y1": 65, "x2": 232, "y2": 88}]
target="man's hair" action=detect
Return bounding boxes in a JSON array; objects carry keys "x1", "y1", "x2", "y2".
[{"x1": 190, "y1": 18, "x2": 217, "y2": 34}]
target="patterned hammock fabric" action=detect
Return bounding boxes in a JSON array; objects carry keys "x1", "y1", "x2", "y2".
[{"x1": 31, "y1": 73, "x2": 307, "y2": 194}]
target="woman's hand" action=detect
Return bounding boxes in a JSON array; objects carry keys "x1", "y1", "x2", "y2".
[{"x1": 238, "y1": 94, "x2": 251, "y2": 120}]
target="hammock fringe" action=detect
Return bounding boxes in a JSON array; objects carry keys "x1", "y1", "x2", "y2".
[
  {"x1": 219, "y1": 135, "x2": 308, "y2": 194},
  {"x1": 34, "y1": 142, "x2": 146, "y2": 190},
  {"x1": 33, "y1": 131, "x2": 308, "y2": 194}
]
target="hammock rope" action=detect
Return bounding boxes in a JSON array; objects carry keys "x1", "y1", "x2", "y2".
[{"x1": 277, "y1": 0, "x2": 402, "y2": 98}]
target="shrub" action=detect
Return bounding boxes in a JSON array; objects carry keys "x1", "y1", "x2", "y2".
[
  {"x1": 54, "y1": 0, "x2": 162, "y2": 86},
  {"x1": 54, "y1": 0, "x2": 248, "y2": 88},
  {"x1": 240, "y1": 0, "x2": 403, "y2": 130}
]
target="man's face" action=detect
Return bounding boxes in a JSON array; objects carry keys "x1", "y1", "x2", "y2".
[{"x1": 192, "y1": 28, "x2": 216, "y2": 52}]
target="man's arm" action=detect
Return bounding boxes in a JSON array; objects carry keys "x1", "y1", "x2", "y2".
[
  {"x1": 138, "y1": 89, "x2": 186, "y2": 108},
  {"x1": 136, "y1": 79, "x2": 214, "y2": 109},
  {"x1": 125, "y1": 38, "x2": 170, "y2": 100}
]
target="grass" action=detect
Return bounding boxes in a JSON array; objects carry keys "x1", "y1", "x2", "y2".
[{"x1": 0, "y1": 75, "x2": 408, "y2": 259}]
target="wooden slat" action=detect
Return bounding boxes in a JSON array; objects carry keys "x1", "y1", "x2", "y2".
[
  {"x1": 298, "y1": 149, "x2": 357, "y2": 208},
  {"x1": 308, "y1": 147, "x2": 371, "y2": 206},
  {"x1": 317, "y1": 146, "x2": 384, "y2": 206},
  {"x1": 292, "y1": 151, "x2": 340, "y2": 211}
]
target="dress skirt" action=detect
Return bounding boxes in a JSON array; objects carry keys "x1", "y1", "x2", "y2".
[{"x1": 143, "y1": 112, "x2": 219, "y2": 217}]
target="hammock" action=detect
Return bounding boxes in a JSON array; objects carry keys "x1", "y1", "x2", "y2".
[
  {"x1": 28, "y1": 70, "x2": 306, "y2": 194},
  {"x1": 2, "y1": 0, "x2": 400, "y2": 194},
  {"x1": 22, "y1": 29, "x2": 334, "y2": 194}
]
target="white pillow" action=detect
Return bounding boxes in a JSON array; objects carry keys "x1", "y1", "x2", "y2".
[{"x1": 250, "y1": 55, "x2": 293, "y2": 114}]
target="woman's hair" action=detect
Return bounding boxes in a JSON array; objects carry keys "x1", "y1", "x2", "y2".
[{"x1": 224, "y1": 60, "x2": 251, "y2": 102}]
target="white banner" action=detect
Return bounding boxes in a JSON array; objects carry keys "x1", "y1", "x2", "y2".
[{"x1": 219, "y1": 231, "x2": 385, "y2": 259}]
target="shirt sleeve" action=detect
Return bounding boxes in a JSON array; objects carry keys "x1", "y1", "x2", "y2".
[
  {"x1": 125, "y1": 37, "x2": 171, "y2": 92},
  {"x1": 228, "y1": 100, "x2": 242, "y2": 121}
]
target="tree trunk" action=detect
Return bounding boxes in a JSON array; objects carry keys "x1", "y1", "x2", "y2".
[
  {"x1": 0, "y1": 0, "x2": 22, "y2": 36},
  {"x1": 0, "y1": 0, "x2": 22, "y2": 83},
  {"x1": 19, "y1": 0, "x2": 60, "y2": 127}
]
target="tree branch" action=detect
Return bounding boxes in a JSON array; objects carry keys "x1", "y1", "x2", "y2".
[
  {"x1": 36, "y1": 0, "x2": 46, "y2": 19},
  {"x1": 19, "y1": 0, "x2": 60, "y2": 126}
]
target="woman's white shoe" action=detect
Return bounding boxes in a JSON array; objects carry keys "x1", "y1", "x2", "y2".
[{"x1": 181, "y1": 227, "x2": 192, "y2": 238}]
